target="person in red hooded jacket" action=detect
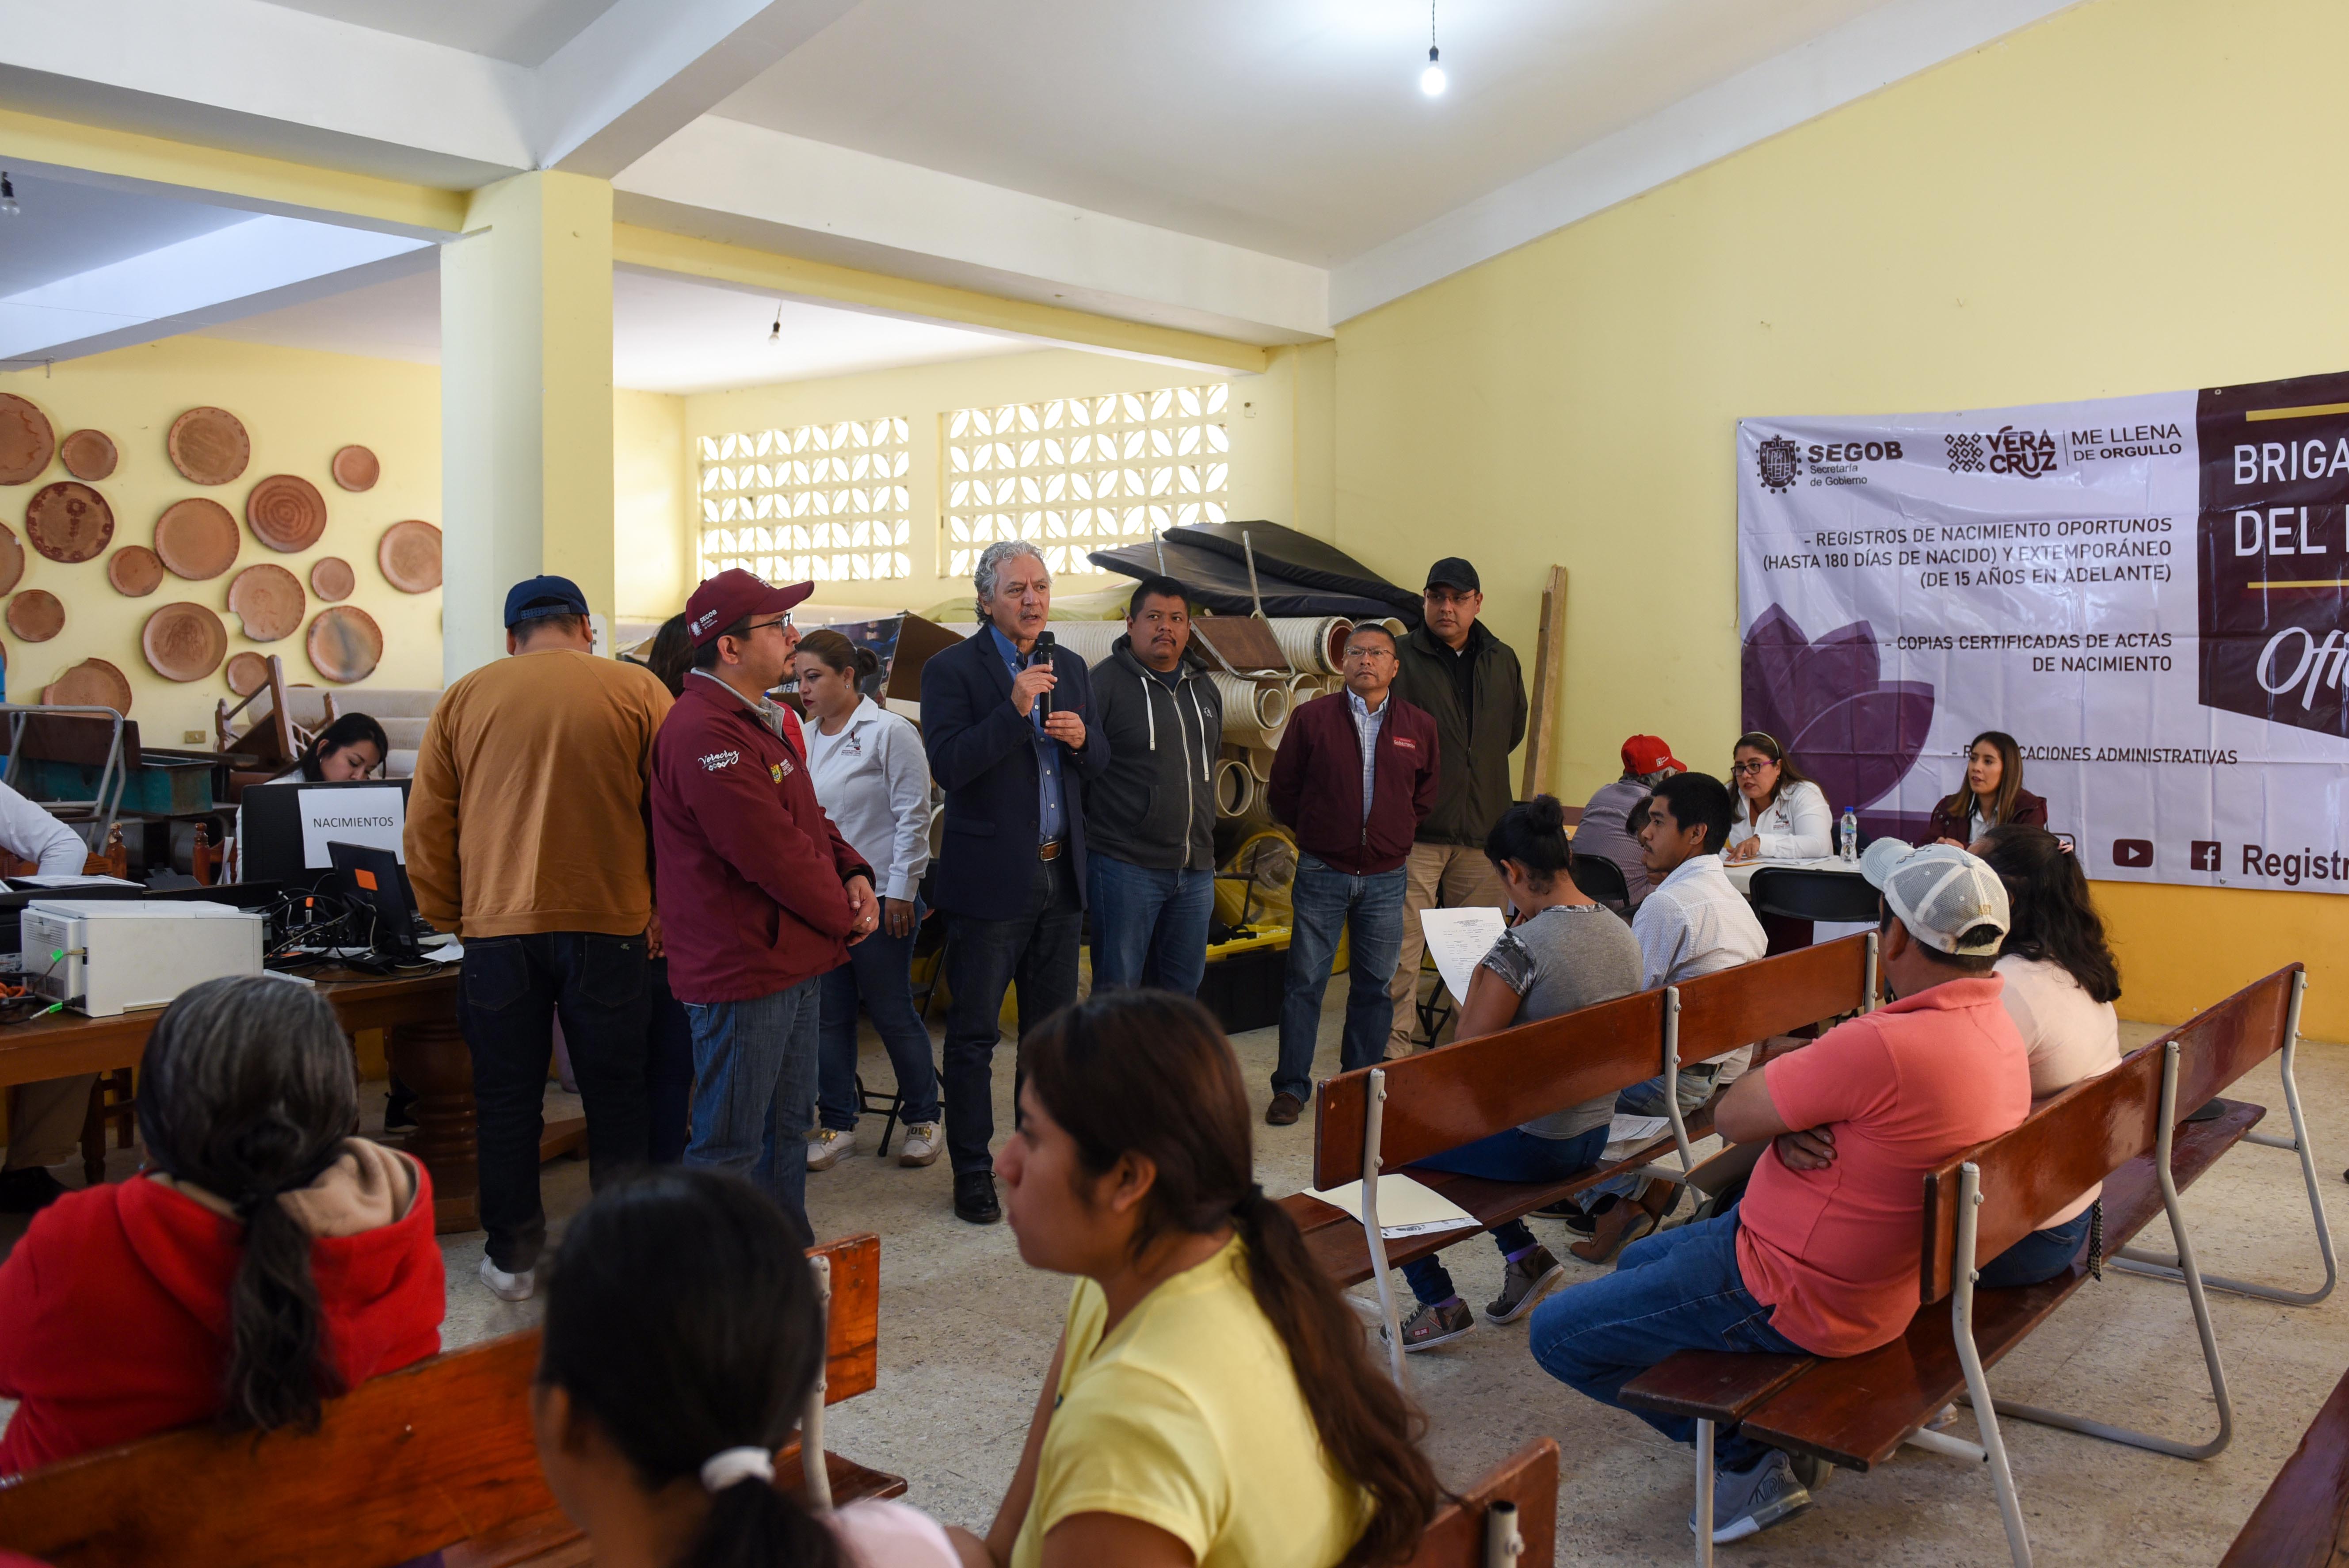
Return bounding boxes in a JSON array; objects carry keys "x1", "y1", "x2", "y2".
[{"x1": 0, "y1": 976, "x2": 443, "y2": 1477}]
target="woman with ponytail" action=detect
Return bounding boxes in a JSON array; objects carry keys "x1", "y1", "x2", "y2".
[
  {"x1": 955, "y1": 991, "x2": 1438, "y2": 1568},
  {"x1": 0, "y1": 976, "x2": 442, "y2": 1476},
  {"x1": 532, "y1": 1167, "x2": 956, "y2": 1568}
]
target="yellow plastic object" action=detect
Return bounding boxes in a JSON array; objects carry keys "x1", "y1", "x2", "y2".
[{"x1": 1215, "y1": 827, "x2": 1349, "y2": 973}]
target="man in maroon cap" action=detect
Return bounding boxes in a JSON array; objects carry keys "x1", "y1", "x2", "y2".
[
  {"x1": 1575, "y1": 736, "x2": 1686, "y2": 909},
  {"x1": 651, "y1": 568, "x2": 879, "y2": 1244}
]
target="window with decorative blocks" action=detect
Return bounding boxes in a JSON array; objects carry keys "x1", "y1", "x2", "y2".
[
  {"x1": 696, "y1": 418, "x2": 914, "y2": 584},
  {"x1": 943, "y1": 385, "x2": 1229, "y2": 579}
]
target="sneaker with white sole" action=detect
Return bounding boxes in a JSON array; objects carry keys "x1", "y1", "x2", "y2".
[
  {"x1": 899, "y1": 1121, "x2": 942, "y2": 1167},
  {"x1": 1690, "y1": 1449, "x2": 1812, "y2": 1544},
  {"x1": 1391, "y1": 1297, "x2": 1476, "y2": 1353},
  {"x1": 479, "y1": 1253, "x2": 535, "y2": 1303},
  {"x1": 806, "y1": 1127, "x2": 856, "y2": 1171},
  {"x1": 1484, "y1": 1246, "x2": 1567, "y2": 1324}
]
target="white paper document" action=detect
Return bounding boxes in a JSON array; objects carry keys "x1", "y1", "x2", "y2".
[
  {"x1": 1417, "y1": 905, "x2": 1508, "y2": 1007},
  {"x1": 9, "y1": 874, "x2": 140, "y2": 889},
  {"x1": 1303, "y1": 1174, "x2": 1481, "y2": 1239},
  {"x1": 298, "y1": 786, "x2": 407, "y2": 870}
]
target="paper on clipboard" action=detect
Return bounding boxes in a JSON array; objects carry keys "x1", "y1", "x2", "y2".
[
  {"x1": 1418, "y1": 905, "x2": 1507, "y2": 1006},
  {"x1": 1304, "y1": 1174, "x2": 1481, "y2": 1239}
]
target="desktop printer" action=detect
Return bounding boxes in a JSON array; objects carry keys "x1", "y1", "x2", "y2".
[{"x1": 21, "y1": 900, "x2": 265, "y2": 1017}]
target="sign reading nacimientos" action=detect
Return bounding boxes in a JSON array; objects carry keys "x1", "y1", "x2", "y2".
[{"x1": 1737, "y1": 369, "x2": 2348, "y2": 894}]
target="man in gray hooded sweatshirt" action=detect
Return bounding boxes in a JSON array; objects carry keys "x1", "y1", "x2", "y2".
[{"x1": 1082, "y1": 574, "x2": 1224, "y2": 995}]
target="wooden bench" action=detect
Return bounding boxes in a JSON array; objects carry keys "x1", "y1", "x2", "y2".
[
  {"x1": 1401, "y1": 1438, "x2": 1558, "y2": 1568},
  {"x1": 0, "y1": 1232, "x2": 888, "y2": 1568},
  {"x1": 2219, "y1": 1363, "x2": 2349, "y2": 1567},
  {"x1": 1281, "y1": 934, "x2": 1877, "y2": 1378},
  {"x1": 1622, "y1": 965, "x2": 2303, "y2": 1568}
]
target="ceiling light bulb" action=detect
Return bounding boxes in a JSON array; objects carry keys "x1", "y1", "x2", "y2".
[
  {"x1": 769, "y1": 305, "x2": 782, "y2": 344},
  {"x1": 0, "y1": 174, "x2": 18, "y2": 218},
  {"x1": 1420, "y1": 49, "x2": 1446, "y2": 96}
]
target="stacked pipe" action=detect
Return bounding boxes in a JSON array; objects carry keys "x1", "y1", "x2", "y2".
[
  {"x1": 1267, "y1": 615, "x2": 1354, "y2": 675},
  {"x1": 1211, "y1": 673, "x2": 1291, "y2": 748}
]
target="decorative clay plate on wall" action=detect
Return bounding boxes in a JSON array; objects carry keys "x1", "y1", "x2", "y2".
[
  {"x1": 107, "y1": 545, "x2": 165, "y2": 597},
  {"x1": 307, "y1": 604, "x2": 383, "y2": 683},
  {"x1": 154, "y1": 497, "x2": 241, "y2": 580},
  {"x1": 167, "y1": 407, "x2": 250, "y2": 486},
  {"x1": 7, "y1": 590, "x2": 65, "y2": 642},
  {"x1": 142, "y1": 601, "x2": 229, "y2": 682},
  {"x1": 60, "y1": 429, "x2": 118, "y2": 481},
  {"x1": 0, "y1": 524, "x2": 24, "y2": 597},
  {"x1": 224, "y1": 650, "x2": 271, "y2": 697},
  {"x1": 43, "y1": 657, "x2": 134, "y2": 715},
  {"x1": 25, "y1": 482, "x2": 114, "y2": 563},
  {"x1": 246, "y1": 473, "x2": 327, "y2": 552},
  {"x1": 378, "y1": 519, "x2": 442, "y2": 592},
  {"x1": 310, "y1": 556, "x2": 355, "y2": 601},
  {"x1": 0, "y1": 396, "x2": 56, "y2": 486},
  {"x1": 228, "y1": 563, "x2": 305, "y2": 642},
  {"x1": 332, "y1": 445, "x2": 379, "y2": 492}
]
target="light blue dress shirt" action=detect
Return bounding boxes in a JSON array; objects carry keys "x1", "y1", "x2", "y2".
[{"x1": 990, "y1": 624, "x2": 1065, "y2": 843}]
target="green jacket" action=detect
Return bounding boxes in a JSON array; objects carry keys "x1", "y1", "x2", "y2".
[{"x1": 1391, "y1": 621, "x2": 1529, "y2": 845}]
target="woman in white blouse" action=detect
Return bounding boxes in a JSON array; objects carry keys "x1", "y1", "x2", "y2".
[
  {"x1": 794, "y1": 630, "x2": 942, "y2": 1172},
  {"x1": 1722, "y1": 731, "x2": 1832, "y2": 862}
]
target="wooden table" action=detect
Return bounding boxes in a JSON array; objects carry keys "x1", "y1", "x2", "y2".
[{"x1": 0, "y1": 965, "x2": 567, "y2": 1236}]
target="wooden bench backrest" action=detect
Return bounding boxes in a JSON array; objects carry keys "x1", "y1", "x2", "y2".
[
  {"x1": 1399, "y1": 1438, "x2": 1559, "y2": 1568},
  {"x1": 2170, "y1": 964, "x2": 2302, "y2": 1113},
  {"x1": 0, "y1": 1232, "x2": 880, "y2": 1568},
  {"x1": 1673, "y1": 933, "x2": 1870, "y2": 1066}
]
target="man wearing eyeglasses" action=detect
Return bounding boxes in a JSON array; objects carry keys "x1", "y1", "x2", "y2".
[{"x1": 650, "y1": 569, "x2": 878, "y2": 1249}]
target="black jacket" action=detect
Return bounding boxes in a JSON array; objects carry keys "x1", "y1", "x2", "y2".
[
  {"x1": 1083, "y1": 638, "x2": 1222, "y2": 872},
  {"x1": 1391, "y1": 621, "x2": 1529, "y2": 846}
]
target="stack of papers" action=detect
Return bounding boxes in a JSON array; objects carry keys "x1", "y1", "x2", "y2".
[
  {"x1": 1602, "y1": 1114, "x2": 1671, "y2": 1162},
  {"x1": 1303, "y1": 1174, "x2": 1480, "y2": 1239}
]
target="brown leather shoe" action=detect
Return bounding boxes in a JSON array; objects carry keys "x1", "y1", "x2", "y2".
[
  {"x1": 1570, "y1": 1182, "x2": 1668, "y2": 1265},
  {"x1": 1265, "y1": 1091, "x2": 1304, "y2": 1126}
]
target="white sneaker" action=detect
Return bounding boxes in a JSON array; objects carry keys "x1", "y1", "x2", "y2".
[
  {"x1": 807, "y1": 1126, "x2": 856, "y2": 1171},
  {"x1": 478, "y1": 1253, "x2": 534, "y2": 1302},
  {"x1": 899, "y1": 1121, "x2": 942, "y2": 1167}
]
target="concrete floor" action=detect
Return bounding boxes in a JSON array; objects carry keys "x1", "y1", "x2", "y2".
[{"x1": 7, "y1": 996, "x2": 2347, "y2": 1566}]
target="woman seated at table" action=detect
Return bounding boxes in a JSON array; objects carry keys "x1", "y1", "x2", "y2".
[
  {"x1": 0, "y1": 975, "x2": 443, "y2": 1476},
  {"x1": 289, "y1": 712, "x2": 390, "y2": 782},
  {"x1": 1925, "y1": 730, "x2": 2046, "y2": 847},
  {"x1": 957, "y1": 989, "x2": 1438, "y2": 1568},
  {"x1": 1723, "y1": 731, "x2": 1831, "y2": 862}
]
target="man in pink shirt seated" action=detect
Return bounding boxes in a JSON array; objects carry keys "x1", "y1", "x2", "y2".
[{"x1": 1529, "y1": 840, "x2": 2030, "y2": 1546}]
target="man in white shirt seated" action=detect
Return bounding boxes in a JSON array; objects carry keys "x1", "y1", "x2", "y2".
[
  {"x1": 0, "y1": 779, "x2": 102, "y2": 1213},
  {"x1": 1569, "y1": 771, "x2": 1766, "y2": 1262}
]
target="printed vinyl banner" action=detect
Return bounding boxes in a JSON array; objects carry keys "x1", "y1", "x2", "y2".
[{"x1": 1738, "y1": 369, "x2": 2349, "y2": 895}]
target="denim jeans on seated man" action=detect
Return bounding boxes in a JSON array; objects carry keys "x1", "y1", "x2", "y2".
[
  {"x1": 941, "y1": 855, "x2": 1082, "y2": 1175},
  {"x1": 1974, "y1": 1205, "x2": 2095, "y2": 1290},
  {"x1": 1088, "y1": 854, "x2": 1216, "y2": 997},
  {"x1": 815, "y1": 907, "x2": 942, "y2": 1134},
  {"x1": 685, "y1": 975, "x2": 822, "y2": 1248},
  {"x1": 460, "y1": 931, "x2": 652, "y2": 1274},
  {"x1": 1400, "y1": 1123, "x2": 1607, "y2": 1307},
  {"x1": 1272, "y1": 854, "x2": 1406, "y2": 1105},
  {"x1": 1527, "y1": 1204, "x2": 1806, "y2": 1473}
]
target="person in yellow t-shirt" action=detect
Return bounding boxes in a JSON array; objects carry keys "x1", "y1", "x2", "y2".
[{"x1": 946, "y1": 991, "x2": 1439, "y2": 1568}]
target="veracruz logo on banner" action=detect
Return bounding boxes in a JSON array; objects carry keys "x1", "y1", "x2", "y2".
[{"x1": 1737, "y1": 369, "x2": 2349, "y2": 894}]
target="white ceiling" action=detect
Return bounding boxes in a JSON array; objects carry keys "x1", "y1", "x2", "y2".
[
  {"x1": 711, "y1": 0, "x2": 1892, "y2": 265},
  {"x1": 261, "y1": 0, "x2": 622, "y2": 66},
  {"x1": 0, "y1": 172, "x2": 254, "y2": 295},
  {"x1": 197, "y1": 263, "x2": 1037, "y2": 393}
]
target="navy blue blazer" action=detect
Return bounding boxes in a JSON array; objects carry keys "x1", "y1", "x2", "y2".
[{"x1": 920, "y1": 626, "x2": 1112, "y2": 919}]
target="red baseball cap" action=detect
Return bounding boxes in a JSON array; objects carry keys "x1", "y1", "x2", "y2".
[
  {"x1": 1621, "y1": 735, "x2": 1685, "y2": 775},
  {"x1": 685, "y1": 569, "x2": 813, "y2": 648}
]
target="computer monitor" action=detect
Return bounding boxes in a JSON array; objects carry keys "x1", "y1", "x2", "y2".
[
  {"x1": 241, "y1": 777, "x2": 411, "y2": 895},
  {"x1": 328, "y1": 840, "x2": 424, "y2": 960}
]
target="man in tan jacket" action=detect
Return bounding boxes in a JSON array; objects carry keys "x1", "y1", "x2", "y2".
[{"x1": 404, "y1": 575, "x2": 671, "y2": 1302}]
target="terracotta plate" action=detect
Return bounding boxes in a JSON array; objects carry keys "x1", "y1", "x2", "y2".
[
  {"x1": 247, "y1": 473, "x2": 327, "y2": 552},
  {"x1": 0, "y1": 524, "x2": 23, "y2": 597},
  {"x1": 332, "y1": 445, "x2": 379, "y2": 492},
  {"x1": 224, "y1": 650, "x2": 271, "y2": 697},
  {"x1": 307, "y1": 604, "x2": 383, "y2": 684},
  {"x1": 0, "y1": 395, "x2": 56, "y2": 486},
  {"x1": 142, "y1": 601, "x2": 229, "y2": 682},
  {"x1": 61, "y1": 429, "x2": 118, "y2": 481},
  {"x1": 7, "y1": 589, "x2": 65, "y2": 642},
  {"x1": 154, "y1": 496, "x2": 241, "y2": 580},
  {"x1": 107, "y1": 545, "x2": 165, "y2": 597},
  {"x1": 229, "y1": 562, "x2": 305, "y2": 642},
  {"x1": 168, "y1": 406, "x2": 250, "y2": 486},
  {"x1": 25, "y1": 481, "x2": 114, "y2": 563},
  {"x1": 310, "y1": 555, "x2": 355, "y2": 602},
  {"x1": 43, "y1": 657, "x2": 133, "y2": 716},
  {"x1": 379, "y1": 519, "x2": 442, "y2": 592}
]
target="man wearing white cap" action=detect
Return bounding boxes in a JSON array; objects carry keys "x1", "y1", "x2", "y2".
[{"x1": 1528, "y1": 840, "x2": 2032, "y2": 1546}]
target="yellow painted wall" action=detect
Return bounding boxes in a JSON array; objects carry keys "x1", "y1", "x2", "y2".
[
  {"x1": 682, "y1": 344, "x2": 1311, "y2": 614},
  {"x1": 614, "y1": 388, "x2": 690, "y2": 622},
  {"x1": 1330, "y1": 0, "x2": 2349, "y2": 1034},
  {"x1": 0, "y1": 336, "x2": 443, "y2": 744}
]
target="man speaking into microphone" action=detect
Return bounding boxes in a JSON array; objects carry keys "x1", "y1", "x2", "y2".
[{"x1": 920, "y1": 540, "x2": 1110, "y2": 1223}]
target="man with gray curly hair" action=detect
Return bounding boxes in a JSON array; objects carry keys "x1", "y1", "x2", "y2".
[{"x1": 919, "y1": 539, "x2": 1110, "y2": 1223}]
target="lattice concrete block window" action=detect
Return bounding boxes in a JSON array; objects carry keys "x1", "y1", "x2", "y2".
[
  {"x1": 697, "y1": 419, "x2": 914, "y2": 584},
  {"x1": 944, "y1": 385, "x2": 1229, "y2": 579}
]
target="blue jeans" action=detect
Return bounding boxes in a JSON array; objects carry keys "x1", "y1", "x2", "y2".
[
  {"x1": 942, "y1": 855, "x2": 1082, "y2": 1175},
  {"x1": 1274, "y1": 856, "x2": 1406, "y2": 1103},
  {"x1": 1400, "y1": 1123, "x2": 1609, "y2": 1307},
  {"x1": 816, "y1": 914, "x2": 941, "y2": 1131},
  {"x1": 1087, "y1": 855, "x2": 1215, "y2": 997},
  {"x1": 1529, "y1": 1206, "x2": 1807, "y2": 1472},
  {"x1": 685, "y1": 977, "x2": 821, "y2": 1248},
  {"x1": 646, "y1": 958, "x2": 693, "y2": 1165},
  {"x1": 1585, "y1": 1066, "x2": 1722, "y2": 1207},
  {"x1": 1977, "y1": 1206, "x2": 2094, "y2": 1289}
]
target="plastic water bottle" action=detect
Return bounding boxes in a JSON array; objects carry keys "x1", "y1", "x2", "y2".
[{"x1": 1839, "y1": 807, "x2": 1860, "y2": 862}]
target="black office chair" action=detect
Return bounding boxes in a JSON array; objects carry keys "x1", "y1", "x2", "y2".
[
  {"x1": 1747, "y1": 865, "x2": 1881, "y2": 924},
  {"x1": 1568, "y1": 853, "x2": 1632, "y2": 915}
]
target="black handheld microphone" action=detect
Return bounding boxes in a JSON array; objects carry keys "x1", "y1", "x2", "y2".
[{"x1": 1031, "y1": 630, "x2": 1056, "y2": 720}]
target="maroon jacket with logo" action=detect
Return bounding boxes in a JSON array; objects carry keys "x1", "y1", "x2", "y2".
[
  {"x1": 652, "y1": 673, "x2": 872, "y2": 1003},
  {"x1": 1266, "y1": 690, "x2": 1439, "y2": 874}
]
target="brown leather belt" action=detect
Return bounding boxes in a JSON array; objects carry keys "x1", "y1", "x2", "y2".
[{"x1": 1037, "y1": 838, "x2": 1066, "y2": 862}]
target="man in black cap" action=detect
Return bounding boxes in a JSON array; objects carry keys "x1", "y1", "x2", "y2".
[
  {"x1": 406, "y1": 573, "x2": 674, "y2": 1303},
  {"x1": 1388, "y1": 557, "x2": 1529, "y2": 1057}
]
